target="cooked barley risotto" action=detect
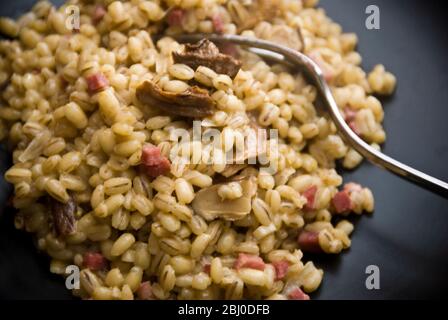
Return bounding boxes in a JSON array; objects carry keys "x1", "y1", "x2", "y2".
[{"x1": 0, "y1": 0, "x2": 396, "y2": 300}]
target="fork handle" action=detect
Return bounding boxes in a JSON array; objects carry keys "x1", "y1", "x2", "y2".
[
  {"x1": 327, "y1": 98, "x2": 448, "y2": 198},
  {"x1": 307, "y1": 52, "x2": 448, "y2": 198}
]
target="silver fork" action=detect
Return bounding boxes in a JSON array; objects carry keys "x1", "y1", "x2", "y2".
[{"x1": 171, "y1": 33, "x2": 448, "y2": 197}]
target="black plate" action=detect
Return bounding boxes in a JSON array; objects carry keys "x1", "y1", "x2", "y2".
[{"x1": 0, "y1": 0, "x2": 447, "y2": 300}]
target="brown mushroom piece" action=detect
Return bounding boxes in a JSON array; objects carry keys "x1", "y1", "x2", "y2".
[
  {"x1": 227, "y1": 0, "x2": 281, "y2": 32},
  {"x1": 136, "y1": 80, "x2": 215, "y2": 118},
  {"x1": 50, "y1": 194, "x2": 77, "y2": 236},
  {"x1": 192, "y1": 177, "x2": 257, "y2": 221},
  {"x1": 172, "y1": 39, "x2": 242, "y2": 78}
]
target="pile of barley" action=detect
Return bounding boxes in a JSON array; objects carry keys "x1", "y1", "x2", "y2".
[{"x1": 0, "y1": 0, "x2": 395, "y2": 300}]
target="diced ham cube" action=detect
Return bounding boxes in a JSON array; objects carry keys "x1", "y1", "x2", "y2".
[
  {"x1": 203, "y1": 263, "x2": 211, "y2": 274},
  {"x1": 137, "y1": 281, "x2": 154, "y2": 300},
  {"x1": 92, "y1": 5, "x2": 107, "y2": 25},
  {"x1": 234, "y1": 253, "x2": 266, "y2": 271},
  {"x1": 343, "y1": 108, "x2": 361, "y2": 135},
  {"x1": 297, "y1": 231, "x2": 322, "y2": 253},
  {"x1": 344, "y1": 107, "x2": 357, "y2": 122},
  {"x1": 167, "y1": 8, "x2": 185, "y2": 27},
  {"x1": 272, "y1": 260, "x2": 289, "y2": 280},
  {"x1": 332, "y1": 183, "x2": 363, "y2": 214},
  {"x1": 332, "y1": 190, "x2": 352, "y2": 214},
  {"x1": 141, "y1": 144, "x2": 163, "y2": 166},
  {"x1": 303, "y1": 185, "x2": 318, "y2": 211},
  {"x1": 86, "y1": 73, "x2": 109, "y2": 94},
  {"x1": 287, "y1": 287, "x2": 310, "y2": 300},
  {"x1": 212, "y1": 14, "x2": 224, "y2": 33},
  {"x1": 348, "y1": 120, "x2": 361, "y2": 136},
  {"x1": 141, "y1": 144, "x2": 171, "y2": 178},
  {"x1": 141, "y1": 157, "x2": 171, "y2": 178},
  {"x1": 200, "y1": 256, "x2": 212, "y2": 274},
  {"x1": 82, "y1": 252, "x2": 107, "y2": 271}
]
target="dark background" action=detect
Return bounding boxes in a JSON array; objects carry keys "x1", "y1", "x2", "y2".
[{"x1": 0, "y1": 0, "x2": 447, "y2": 300}]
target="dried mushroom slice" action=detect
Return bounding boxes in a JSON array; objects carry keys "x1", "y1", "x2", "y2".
[
  {"x1": 172, "y1": 39, "x2": 242, "y2": 78},
  {"x1": 192, "y1": 177, "x2": 257, "y2": 221},
  {"x1": 270, "y1": 25, "x2": 304, "y2": 52},
  {"x1": 50, "y1": 194, "x2": 77, "y2": 236},
  {"x1": 254, "y1": 22, "x2": 305, "y2": 52},
  {"x1": 227, "y1": 0, "x2": 281, "y2": 32},
  {"x1": 136, "y1": 80, "x2": 215, "y2": 118}
]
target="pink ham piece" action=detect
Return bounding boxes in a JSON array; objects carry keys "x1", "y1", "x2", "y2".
[
  {"x1": 343, "y1": 107, "x2": 361, "y2": 135},
  {"x1": 137, "y1": 281, "x2": 154, "y2": 300},
  {"x1": 348, "y1": 121, "x2": 361, "y2": 136},
  {"x1": 167, "y1": 8, "x2": 185, "y2": 27},
  {"x1": 142, "y1": 158, "x2": 171, "y2": 178},
  {"x1": 344, "y1": 107, "x2": 357, "y2": 122},
  {"x1": 212, "y1": 14, "x2": 224, "y2": 33},
  {"x1": 297, "y1": 231, "x2": 322, "y2": 253},
  {"x1": 203, "y1": 263, "x2": 211, "y2": 274},
  {"x1": 332, "y1": 183, "x2": 363, "y2": 213},
  {"x1": 142, "y1": 144, "x2": 163, "y2": 166},
  {"x1": 86, "y1": 73, "x2": 109, "y2": 94},
  {"x1": 200, "y1": 256, "x2": 212, "y2": 274},
  {"x1": 82, "y1": 252, "x2": 107, "y2": 271},
  {"x1": 272, "y1": 260, "x2": 289, "y2": 280},
  {"x1": 332, "y1": 190, "x2": 352, "y2": 214},
  {"x1": 302, "y1": 185, "x2": 318, "y2": 211},
  {"x1": 287, "y1": 287, "x2": 310, "y2": 300},
  {"x1": 141, "y1": 144, "x2": 171, "y2": 178},
  {"x1": 234, "y1": 253, "x2": 265, "y2": 271},
  {"x1": 92, "y1": 5, "x2": 106, "y2": 25}
]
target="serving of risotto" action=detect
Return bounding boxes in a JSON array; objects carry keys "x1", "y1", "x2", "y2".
[{"x1": 0, "y1": 0, "x2": 396, "y2": 300}]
